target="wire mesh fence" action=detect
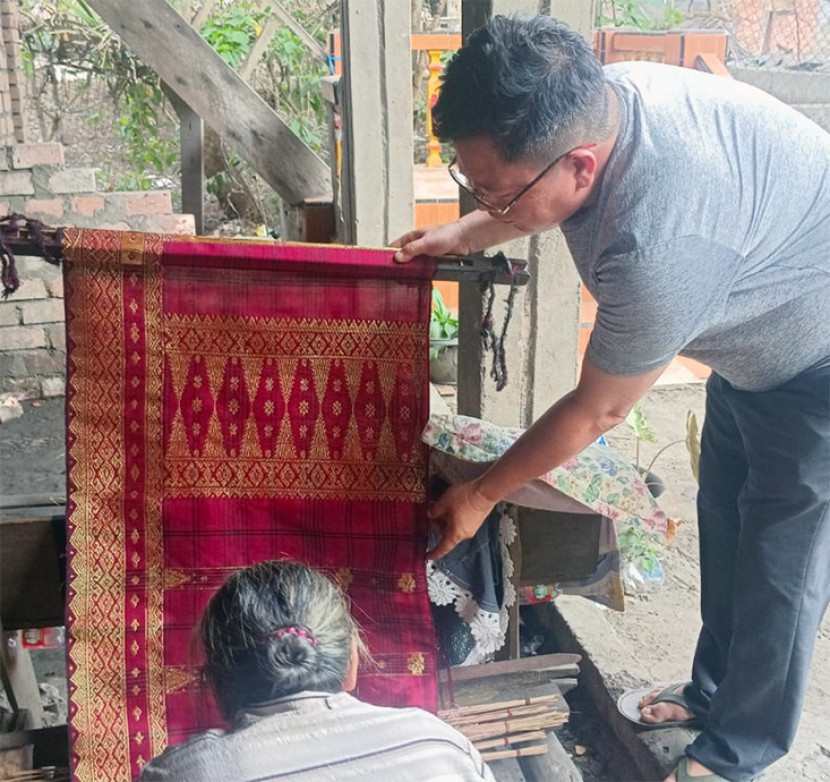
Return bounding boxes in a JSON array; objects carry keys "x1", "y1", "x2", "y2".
[
  {"x1": 596, "y1": 1, "x2": 830, "y2": 108},
  {"x1": 597, "y1": 1, "x2": 830, "y2": 66}
]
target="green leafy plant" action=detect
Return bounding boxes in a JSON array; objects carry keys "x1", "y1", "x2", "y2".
[
  {"x1": 598, "y1": 0, "x2": 683, "y2": 31},
  {"x1": 201, "y1": 3, "x2": 264, "y2": 68},
  {"x1": 429, "y1": 288, "x2": 458, "y2": 360},
  {"x1": 625, "y1": 402, "x2": 701, "y2": 485}
]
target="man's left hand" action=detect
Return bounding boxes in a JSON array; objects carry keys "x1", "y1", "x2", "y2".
[{"x1": 426, "y1": 480, "x2": 495, "y2": 560}]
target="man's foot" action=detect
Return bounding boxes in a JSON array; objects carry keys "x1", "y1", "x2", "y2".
[{"x1": 639, "y1": 682, "x2": 695, "y2": 725}]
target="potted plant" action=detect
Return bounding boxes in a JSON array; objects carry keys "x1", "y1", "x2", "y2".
[
  {"x1": 624, "y1": 402, "x2": 701, "y2": 497},
  {"x1": 429, "y1": 288, "x2": 459, "y2": 384}
]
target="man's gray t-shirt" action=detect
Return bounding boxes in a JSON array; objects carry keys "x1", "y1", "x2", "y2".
[{"x1": 561, "y1": 62, "x2": 830, "y2": 392}]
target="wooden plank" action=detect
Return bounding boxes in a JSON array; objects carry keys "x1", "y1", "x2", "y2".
[
  {"x1": 438, "y1": 653, "x2": 581, "y2": 685},
  {"x1": 515, "y1": 509, "x2": 602, "y2": 583},
  {"x1": 190, "y1": 0, "x2": 218, "y2": 32},
  {"x1": 694, "y1": 52, "x2": 732, "y2": 77},
  {"x1": 0, "y1": 619, "x2": 44, "y2": 729},
  {"x1": 444, "y1": 677, "x2": 581, "y2": 782},
  {"x1": 85, "y1": 0, "x2": 331, "y2": 205},
  {"x1": 0, "y1": 515, "x2": 65, "y2": 630},
  {"x1": 0, "y1": 495, "x2": 65, "y2": 510},
  {"x1": 0, "y1": 725, "x2": 69, "y2": 767},
  {"x1": 240, "y1": 12, "x2": 280, "y2": 81}
]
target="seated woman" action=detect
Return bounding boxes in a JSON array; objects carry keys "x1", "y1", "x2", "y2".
[{"x1": 140, "y1": 560, "x2": 494, "y2": 781}]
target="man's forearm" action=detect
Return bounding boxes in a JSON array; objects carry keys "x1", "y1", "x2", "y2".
[
  {"x1": 458, "y1": 211, "x2": 532, "y2": 253},
  {"x1": 473, "y1": 392, "x2": 606, "y2": 504},
  {"x1": 473, "y1": 359, "x2": 667, "y2": 505}
]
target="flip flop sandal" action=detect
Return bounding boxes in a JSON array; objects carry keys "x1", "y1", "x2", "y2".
[
  {"x1": 675, "y1": 756, "x2": 729, "y2": 781},
  {"x1": 617, "y1": 681, "x2": 701, "y2": 730}
]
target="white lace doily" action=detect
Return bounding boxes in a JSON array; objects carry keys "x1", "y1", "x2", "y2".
[{"x1": 426, "y1": 508, "x2": 517, "y2": 665}]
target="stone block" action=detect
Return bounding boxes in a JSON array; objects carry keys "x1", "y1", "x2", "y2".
[
  {"x1": 14, "y1": 256, "x2": 60, "y2": 281},
  {"x1": 41, "y1": 376, "x2": 66, "y2": 398},
  {"x1": 122, "y1": 190, "x2": 172, "y2": 216},
  {"x1": 48, "y1": 278, "x2": 64, "y2": 298},
  {"x1": 70, "y1": 194, "x2": 105, "y2": 217},
  {"x1": 0, "y1": 394, "x2": 23, "y2": 423},
  {"x1": 23, "y1": 197, "x2": 65, "y2": 219},
  {"x1": 142, "y1": 213, "x2": 196, "y2": 235},
  {"x1": 46, "y1": 324, "x2": 66, "y2": 351},
  {"x1": 21, "y1": 298, "x2": 64, "y2": 324},
  {"x1": 20, "y1": 349, "x2": 65, "y2": 375},
  {"x1": 0, "y1": 325, "x2": 47, "y2": 351},
  {"x1": 5, "y1": 278, "x2": 47, "y2": 301},
  {"x1": 11, "y1": 142, "x2": 64, "y2": 169},
  {"x1": 0, "y1": 303, "x2": 20, "y2": 326},
  {"x1": 0, "y1": 169, "x2": 34, "y2": 196},
  {"x1": 47, "y1": 167, "x2": 97, "y2": 195},
  {"x1": 0, "y1": 351, "x2": 26, "y2": 377},
  {"x1": 0, "y1": 376, "x2": 40, "y2": 399}
]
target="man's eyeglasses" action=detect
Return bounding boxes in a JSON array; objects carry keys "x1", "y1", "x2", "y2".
[{"x1": 448, "y1": 143, "x2": 597, "y2": 217}]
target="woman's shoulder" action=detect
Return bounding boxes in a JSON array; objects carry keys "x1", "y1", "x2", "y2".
[{"x1": 138, "y1": 728, "x2": 227, "y2": 780}]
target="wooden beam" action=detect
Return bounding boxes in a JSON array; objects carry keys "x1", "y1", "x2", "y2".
[
  {"x1": 190, "y1": 0, "x2": 218, "y2": 32},
  {"x1": 85, "y1": 0, "x2": 332, "y2": 205},
  {"x1": 164, "y1": 87, "x2": 204, "y2": 234},
  {"x1": 240, "y1": 12, "x2": 280, "y2": 81},
  {"x1": 262, "y1": 0, "x2": 327, "y2": 60},
  {"x1": 694, "y1": 52, "x2": 732, "y2": 77}
]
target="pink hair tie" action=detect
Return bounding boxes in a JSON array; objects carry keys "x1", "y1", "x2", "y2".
[{"x1": 272, "y1": 626, "x2": 318, "y2": 645}]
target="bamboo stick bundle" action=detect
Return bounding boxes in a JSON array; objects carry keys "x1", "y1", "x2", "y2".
[
  {"x1": 442, "y1": 700, "x2": 557, "y2": 726},
  {"x1": 448, "y1": 711, "x2": 567, "y2": 743},
  {"x1": 478, "y1": 743, "x2": 549, "y2": 762},
  {"x1": 473, "y1": 729, "x2": 547, "y2": 751},
  {"x1": 438, "y1": 693, "x2": 560, "y2": 720},
  {"x1": 439, "y1": 691, "x2": 568, "y2": 761}
]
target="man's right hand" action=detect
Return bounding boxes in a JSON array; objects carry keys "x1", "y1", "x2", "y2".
[{"x1": 390, "y1": 221, "x2": 472, "y2": 263}]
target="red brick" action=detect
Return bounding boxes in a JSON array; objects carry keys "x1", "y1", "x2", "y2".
[
  {"x1": 12, "y1": 142, "x2": 64, "y2": 169},
  {"x1": 124, "y1": 190, "x2": 172, "y2": 216},
  {"x1": 144, "y1": 213, "x2": 195, "y2": 235},
  {"x1": 70, "y1": 194, "x2": 105, "y2": 217},
  {"x1": 24, "y1": 198, "x2": 64, "y2": 219}
]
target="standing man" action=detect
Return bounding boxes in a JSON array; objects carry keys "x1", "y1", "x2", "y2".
[{"x1": 392, "y1": 14, "x2": 830, "y2": 782}]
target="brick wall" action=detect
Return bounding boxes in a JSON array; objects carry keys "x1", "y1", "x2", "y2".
[{"x1": 0, "y1": 141, "x2": 195, "y2": 399}]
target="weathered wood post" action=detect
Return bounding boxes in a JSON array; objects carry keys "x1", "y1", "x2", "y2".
[{"x1": 338, "y1": 0, "x2": 414, "y2": 245}]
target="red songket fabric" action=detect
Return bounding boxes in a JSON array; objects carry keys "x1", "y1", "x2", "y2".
[{"x1": 63, "y1": 229, "x2": 438, "y2": 781}]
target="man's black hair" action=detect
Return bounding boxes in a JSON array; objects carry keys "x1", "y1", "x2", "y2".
[{"x1": 433, "y1": 14, "x2": 609, "y2": 162}]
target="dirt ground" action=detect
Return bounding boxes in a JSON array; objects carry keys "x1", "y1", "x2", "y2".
[{"x1": 2, "y1": 385, "x2": 830, "y2": 780}]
